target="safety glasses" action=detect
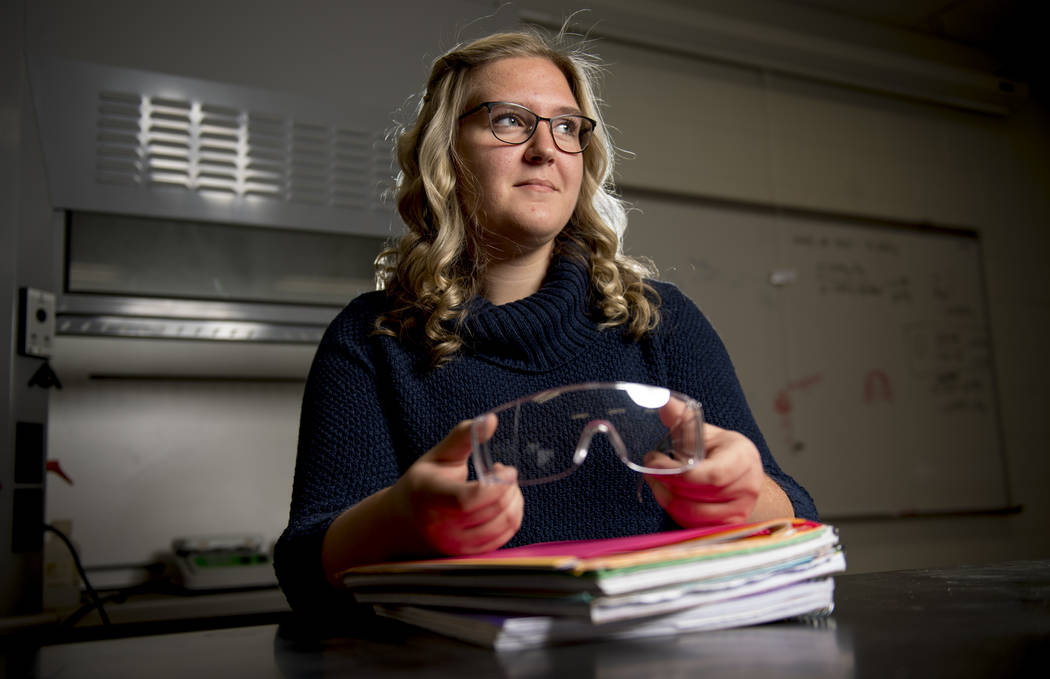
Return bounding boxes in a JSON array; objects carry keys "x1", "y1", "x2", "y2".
[
  {"x1": 470, "y1": 382, "x2": 704, "y2": 486},
  {"x1": 458, "y1": 101, "x2": 596, "y2": 154}
]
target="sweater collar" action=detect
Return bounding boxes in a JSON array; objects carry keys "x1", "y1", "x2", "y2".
[{"x1": 460, "y1": 253, "x2": 601, "y2": 372}]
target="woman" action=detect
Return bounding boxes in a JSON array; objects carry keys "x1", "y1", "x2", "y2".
[{"x1": 274, "y1": 29, "x2": 817, "y2": 616}]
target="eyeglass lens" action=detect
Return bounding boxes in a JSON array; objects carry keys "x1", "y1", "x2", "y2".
[
  {"x1": 484, "y1": 102, "x2": 594, "y2": 153},
  {"x1": 473, "y1": 387, "x2": 702, "y2": 486}
]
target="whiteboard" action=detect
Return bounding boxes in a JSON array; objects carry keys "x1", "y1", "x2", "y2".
[{"x1": 622, "y1": 190, "x2": 1010, "y2": 518}]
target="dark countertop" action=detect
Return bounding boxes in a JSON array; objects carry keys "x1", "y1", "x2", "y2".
[{"x1": 7, "y1": 559, "x2": 1049, "y2": 678}]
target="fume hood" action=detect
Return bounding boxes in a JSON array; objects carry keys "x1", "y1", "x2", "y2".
[{"x1": 28, "y1": 55, "x2": 395, "y2": 377}]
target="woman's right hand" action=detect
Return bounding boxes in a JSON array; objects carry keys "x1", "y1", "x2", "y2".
[{"x1": 388, "y1": 417, "x2": 524, "y2": 556}]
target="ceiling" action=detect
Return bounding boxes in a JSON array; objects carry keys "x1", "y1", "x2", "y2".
[
  {"x1": 783, "y1": 0, "x2": 1015, "y2": 42},
  {"x1": 780, "y1": 0, "x2": 1043, "y2": 84}
]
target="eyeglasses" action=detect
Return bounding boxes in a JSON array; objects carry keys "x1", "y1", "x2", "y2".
[
  {"x1": 459, "y1": 101, "x2": 597, "y2": 154},
  {"x1": 470, "y1": 382, "x2": 703, "y2": 487}
]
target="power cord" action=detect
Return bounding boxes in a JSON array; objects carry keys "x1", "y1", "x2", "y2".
[
  {"x1": 44, "y1": 523, "x2": 111, "y2": 626},
  {"x1": 59, "y1": 576, "x2": 178, "y2": 628}
]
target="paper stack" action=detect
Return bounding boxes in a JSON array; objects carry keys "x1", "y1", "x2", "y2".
[{"x1": 339, "y1": 518, "x2": 845, "y2": 650}]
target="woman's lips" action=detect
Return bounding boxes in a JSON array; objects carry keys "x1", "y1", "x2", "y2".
[{"x1": 515, "y1": 179, "x2": 557, "y2": 191}]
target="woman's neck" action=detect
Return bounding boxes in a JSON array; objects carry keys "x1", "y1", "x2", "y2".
[{"x1": 481, "y1": 242, "x2": 555, "y2": 305}]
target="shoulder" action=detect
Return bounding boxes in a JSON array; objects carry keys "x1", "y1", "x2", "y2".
[
  {"x1": 323, "y1": 290, "x2": 389, "y2": 342},
  {"x1": 645, "y1": 279, "x2": 711, "y2": 332},
  {"x1": 646, "y1": 278, "x2": 690, "y2": 307},
  {"x1": 310, "y1": 290, "x2": 398, "y2": 373}
]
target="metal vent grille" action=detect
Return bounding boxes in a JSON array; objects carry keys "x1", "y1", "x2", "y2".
[{"x1": 94, "y1": 90, "x2": 390, "y2": 210}]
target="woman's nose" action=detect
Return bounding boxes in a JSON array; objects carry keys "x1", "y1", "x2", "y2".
[{"x1": 523, "y1": 121, "x2": 557, "y2": 163}]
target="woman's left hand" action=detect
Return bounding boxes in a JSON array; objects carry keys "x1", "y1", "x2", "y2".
[{"x1": 643, "y1": 422, "x2": 765, "y2": 526}]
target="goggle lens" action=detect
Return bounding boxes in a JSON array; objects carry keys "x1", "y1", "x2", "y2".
[{"x1": 471, "y1": 382, "x2": 703, "y2": 486}]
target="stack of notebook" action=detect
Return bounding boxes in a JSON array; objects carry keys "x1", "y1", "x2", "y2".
[{"x1": 339, "y1": 518, "x2": 845, "y2": 650}]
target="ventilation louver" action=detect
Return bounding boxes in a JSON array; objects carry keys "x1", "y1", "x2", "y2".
[
  {"x1": 94, "y1": 90, "x2": 388, "y2": 211},
  {"x1": 29, "y1": 54, "x2": 398, "y2": 236}
]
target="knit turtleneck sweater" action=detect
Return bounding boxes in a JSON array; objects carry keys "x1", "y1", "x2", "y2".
[{"x1": 274, "y1": 254, "x2": 817, "y2": 616}]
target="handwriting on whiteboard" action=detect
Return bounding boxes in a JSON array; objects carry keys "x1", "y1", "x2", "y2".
[{"x1": 906, "y1": 322, "x2": 990, "y2": 414}]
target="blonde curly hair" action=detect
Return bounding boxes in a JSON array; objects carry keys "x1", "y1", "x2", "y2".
[{"x1": 375, "y1": 28, "x2": 660, "y2": 366}]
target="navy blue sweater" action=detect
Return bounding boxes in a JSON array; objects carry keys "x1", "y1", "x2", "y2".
[{"x1": 274, "y1": 254, "x2": 817, "y2": 615}]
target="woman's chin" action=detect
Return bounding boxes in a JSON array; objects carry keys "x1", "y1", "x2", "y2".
[{"x1": 483, "y1": 226, "x2": 566, "y2": 259}]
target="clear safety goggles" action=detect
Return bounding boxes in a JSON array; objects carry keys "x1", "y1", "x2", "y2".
[{"x1": 470, "y1": 382, "x2": 704, "y2": 487}]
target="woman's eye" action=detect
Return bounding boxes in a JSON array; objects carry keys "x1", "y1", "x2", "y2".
[
  {"x1": 554, "y1": 118, "x2": 580, "y2": 136},
  {"x1": 493, "y1": 113, "x2": 526, "y2": 128}
]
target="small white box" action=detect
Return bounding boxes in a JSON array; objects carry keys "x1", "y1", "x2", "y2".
[{"x1": 21, "y1": 287, "x2": 56, "y2": 358}]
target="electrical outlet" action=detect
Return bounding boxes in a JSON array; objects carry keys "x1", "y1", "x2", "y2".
[{"x1": 19, "y1": 287, "x2": 56, "y2": 359}]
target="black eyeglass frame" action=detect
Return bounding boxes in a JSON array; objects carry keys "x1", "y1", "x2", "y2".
[{"x1": 458, "y1": 101, "x2": 597, "y2": 154}]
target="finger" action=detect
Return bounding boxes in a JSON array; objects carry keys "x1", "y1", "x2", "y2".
[
  {"x1": 487, "y1": 461, "x2": 518, "y2": 484},
  {"x1": 699, "y1": 425, "x2": 759, "y2": 485},
  {"x1": 668, "y1": 496, "x2": 750, "y2": 525},
  {"x1": 472, "y1": 414, "x2": 516, "y2": 484},
  {"x1": 458, "y1": 489, "x2": 524, "y2": 554},
  {"x1": 417, "y1": 463, "x2": 517, "y2": 524},
  {"x1": 643, "y1": 450, "x2": 686, "y2": 470},
  {"x1": 474, "y1": 412, "x2": 498, "y2": 443},
  {"x1": 646, "y1": 474, "x2": 754, "y2": 525},
  {"x1": 458, "y1": 524, "x2": 519, "y2": 554},
  {"x1": 657, "y1": 395, "x2": 687, "y2": 428},
  {"x1": 458, "y1": 476, "x2": 521, "y2": 529},
  {"x1": 425, "y1": 419, "x2": 481, "y2": 466},
  {"x1": 644, "y1": 474, "x2": 673, "y2": 508},
  {"x1": 642, "y1": 449, "x2": 718, "y2": 486},
  {"x1": 461, "y1": 489, "x2": 522, "y2": 541},
  {"x1": 702, "y1": 421, "x2": 739, "y2": 455},
  {"x1": 677, "y1": 400, "x2": 703, "y2": 461},
  {"x1": 656, "y1": 396, "x2": 703, "y2": 464},
  {"x1": 645, "y1": 429, "x2": 756, "y2": 496},
  {"x1": 437, "y1": 486, "x2": 522, "y2": 555},
  {"x1": 651, "y1": 424, "x2": 754, "y2": 486},
  {"x1": 644, "y1": 468, "x2": 722, "y2": 502},
  {"x1": 648, "y1": 456, "x2": 748, "y2": 495},
  {"x1": 655, "y1": 464, "x2": 763, "y2": 514}
]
